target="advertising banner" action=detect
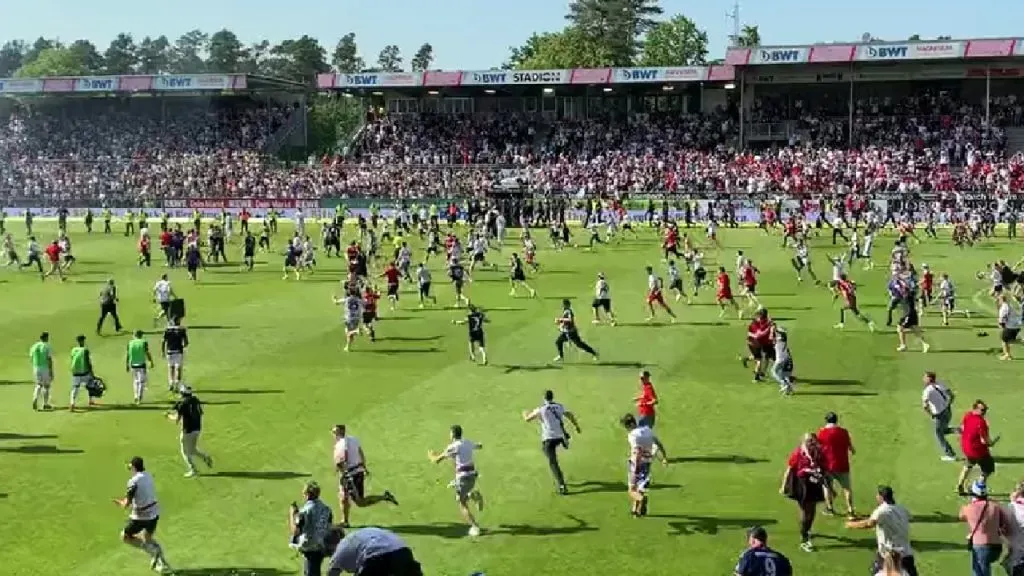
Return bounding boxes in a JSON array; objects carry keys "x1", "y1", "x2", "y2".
[
  {"x1": 965, "y1": 39, "x2": 1016, "y2": 58},
  {"x1": 460, "y1": 71, "x2": 512, "y2": 86},
  {"x1": 749, "y1": 47, "x2": 808, "y2": 65},
  {"x1": 613, "y1": 67, "x2": 706, "y2": 83},
  {"x1": 507, "y1": 70, "x2": 568, "y2": 84},
  {"x1": 74, "y1": 76, "x2": 120, "y2": 92},
  {"x1": 857, "y1": 42, "x2": 964, "y2": 61},
  {"x1": 166, "y1": 198, "x2": 320, "y2": 210},
  {"x1": 707, "y1": 65, "x2": 735, "y2": 82},
  {"x1": 807, "y1": 45, "x2": 856, "y2": 63},
  {"x1": 0, "y1": 78, "x2": 43, "y2": 93},
  {"x1": 120, "y1": 76, "x2": 154, "y2": 91},
  {"x1": 1016, "y1": 40, "x2": 1024, "y2": 57},
  {"x1": 570, "y1": 68, "x2": 612, "y2": 84},
  {"x1": 152, "y1": 74, "x2": 231, "y2": 91},
  {"x1": 335, "y1": 72, "x2": 422, "y2": 88},
  {"x1": 42, "y1": 78, "x2": 75, "y2": 92}
]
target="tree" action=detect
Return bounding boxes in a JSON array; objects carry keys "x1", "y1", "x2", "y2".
[
  {"x1": 240, "y1": 41, "x2": 272, "y2": 75},
  {"x1": 307, "y1": 94, "x2": 364, "y2": 154},
  {"x1": 0, "y1": 40, "x2": 27, "y2": 77},
  {"x1": 169, "y1": 30, "x2": 208, "y2": 74},
  {"x1": 15, "y1": 46, "x2": 90, "y2": 77},
  {"x1": 268, "y1": 35, "x2": 330, "y2": 83},
  {"x1": 207, "y1": 29, "x2": 246, "y2": 73},
  {"x1": 907, "y1": 34, "x2": 922, "y2": 41},
  {"x1": 24, "y1": 37, "x2": 59, "y2": 65},
  {"x1": 736, "y1": 24, "x2": 761, "y2": 47},
  {"x1": 67, "y1": 40, "x2": 104, "y2": 73},
  {"x1": 638, "y1": 14, "x2": 708, "y2": 66},
  {"x1": 331, "y1": 33, "x2": 364, "y2": 73},
  {"x1": 566, "y1": 0, "x2": 663, "y2": 66},
  {"x1": 104, "y1": 33, "x2": 138, "y2": 74},
  {"x1": 376, "y1": 45, "x2": 402, "y2": 72},
  {"x1": 410, "y1": 43, "x2": 434, "y2": 71},
  {"x1": 509, "y1": 26, "x2": 613, "y2": 69},
  {"x1": 137, "y1": 36, "x2": 171, "y2": 74}
]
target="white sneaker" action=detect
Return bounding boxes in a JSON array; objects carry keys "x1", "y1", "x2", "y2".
[
  {"x1": 922, "y1": 342, "x2": 931, "y2": 354},
  {"x1": 468, "y1": 525, "x2": 481, "y2": 537},
  {"x1": 184, "y1": 470, "x2": 197, "y2": 478},
  {"x1": 940, "y1": 455, "x2": 957, "y2": 462},
  {"x1": 896, "y1": 345, "x2": 907, "y2": 352}
]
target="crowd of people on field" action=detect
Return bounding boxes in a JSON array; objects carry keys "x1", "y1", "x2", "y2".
[{"x1": 2, "y1": 89, "x2": 1024, "y2": 205}]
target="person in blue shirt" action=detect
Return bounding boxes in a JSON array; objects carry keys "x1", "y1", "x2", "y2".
[{"x1": 735, "y1": 526, "x2": 792, "y2": 576}]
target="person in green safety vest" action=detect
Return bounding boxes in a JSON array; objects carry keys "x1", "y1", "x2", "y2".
[
  {"x1": 69, "y1": 334, "x2": 96, "y2": 411},
  {"x1": 125, "y1": 330, "x2": 154, "y2": 405}
]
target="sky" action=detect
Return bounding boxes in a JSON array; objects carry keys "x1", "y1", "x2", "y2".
[{"x1": 1, "y1": 0, "x2": 1022, "y2": 71}]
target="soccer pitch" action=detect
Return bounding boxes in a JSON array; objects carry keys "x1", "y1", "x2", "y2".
[{"x1": 0, "y1": 221, "x2": 1020, "y2": 576}]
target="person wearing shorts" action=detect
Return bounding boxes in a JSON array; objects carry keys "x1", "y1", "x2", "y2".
[
  {"x1": 429, "y1": 424, "x2": 484, "y2": 537},
  {"x1": 30, "y1": 332, "x2": 54, "y2": 411}
]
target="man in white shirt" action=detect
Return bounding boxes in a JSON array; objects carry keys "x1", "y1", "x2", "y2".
[
  {"x1": 428, "y1": 424, "x2": 484, "y2": 537},
  {"x1": 997, "y1": 293, "x2": 1021, "y2": 360},
  {"x1": 523, "y1": 390, "x2": 582, "y2": 495},
  {"x1": 331, "y1": 425, "x2": 398, "y2": 527},
  {"x1": 115, "y1": 456, "x2": 171, "y2": 573},
  {"x1": 920, "y1": 371, "x2": 958, "y2": 461},
  {"x1": 846, "y1": 485, "x2": 918, "y2": 576},
  {"x1": 152, "y1": 274, "x2": 175, "y2": 325},
  {"x1": 1005, "y1": 481, "x2": 1024, "y2": 576}
]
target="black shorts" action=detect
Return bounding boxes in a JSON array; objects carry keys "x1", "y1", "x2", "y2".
[
  {"x1": 341, "y1": 471, "x2": 366, "y2": 500},
  {"x1": 744, "y1": 284, "x2": 756, "y2": 295},
  {"x1": 669, "y1": 279, "x2": 683, "y2": 292},
  {"x1": 966, "y1": 454, "x2": 996, "y2": 476},
  {"x1": 160, "y1": 301, "x2": 171, "y2": 315},
  {"x1": 511, "y1": 270, "x2": 526, "y2": 282},
  {"x1": 123, "y1": 516, "x2": 159, "y2": 537},
  {"x1": 899, "y1": 311, "x2": 919, "y2": 329},
  {"x1": 387, "y1": 283, "x2": 399, "y2": 297},
  {"x1": 592, "y1": 298, "x2": 611, "y2": 312},
  {"x1": 453, "y1": 279, "x2": 463, "y2": 292},
  {"x1": 472, "y1": 252, "x2": 485, "y2": 262},
  {"x1": 419, "y1": 282, "x2": 431, "y2": 297},
  {"x1": 362, "y1": 312, "x2": 376, "y2": 325},
  {"x1": 748, "y1": 342, "x2": 775, "y2": 361},
  {"x1": 1001, "y1": 328, "x2": 1020, "y2": 343},
  {"x1": 469, "y1": 330, "x2": 485, "y2": 346},
  {"x1": 694, "y1": 268, "x2": 706, "y2": 284},
  {"x1": 359, "y1": 547, "x2": 422, "y2": 576}
]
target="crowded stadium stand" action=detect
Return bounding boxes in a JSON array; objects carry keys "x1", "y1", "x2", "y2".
[{"x1": 4, "y1": 36, "x2": 1024, "y2": 209}]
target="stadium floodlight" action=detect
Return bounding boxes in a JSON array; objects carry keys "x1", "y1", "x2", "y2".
[
  {"x1": 662, "y1": 85, "x2": 674, "y2": 91},
  {"x1": 372, "y1": 91, "x2": 384, "y2": 96},
  {"x1": 484, "y1": 89, "x2": 496, "y2": 95},
  {"x1": 428, "y1": 90, "x2": 439, "y2": 95},
  {"x1": 543, "y1": 87, "x2": 554, "y2": 94},
  {"x1": 724, "y1": 83, "x2": 736, "y2": 90},
  {"x1": 603, "y1": 87, "x2": 612, "y2": 92}
]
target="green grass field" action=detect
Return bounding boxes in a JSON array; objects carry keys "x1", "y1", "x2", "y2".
[{"x1": 0, "y1": 220, "x2": 1020, "y2": 576}]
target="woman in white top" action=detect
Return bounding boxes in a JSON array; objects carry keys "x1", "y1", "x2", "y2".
[{"x1": 1006, "y1": 481, "x2": 1024, "y2": 576}]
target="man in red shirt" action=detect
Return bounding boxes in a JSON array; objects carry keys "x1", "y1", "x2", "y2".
[
  {"x1": 716, "y1": 267, "x2": 741, "y2": 319},
  {"x1": 740, "y1": 261, "x2": 761, "y2": 311},
  {"x1": 817, "y1": 411, "x2": 856, "y2": 518},
  {"x1": 380, "y1": 262, "x2": 401, "y2": 311},
  {"x1": 43, "y1": 240, "x2": 64, "y2": 281},
  {"x1": 957, "y1": 400, "x2": 1000, "y2": 495},
  {"x1": 743, "y1": 308, "x2": 774, "y2": 382},
  {"x1": 361, "y1": 287, "x2": 379, "y2": 342},
  {"x1": 634, "y1": 370, "x2": 658, "y2": 428}
]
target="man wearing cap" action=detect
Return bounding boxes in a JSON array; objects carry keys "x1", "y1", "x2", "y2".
[
  {"x1": 846, "y1": 485, "x2": 917, "y2": 576},
  {"x1": 734, "y1": 526, "x2": 792, "y2": 576},
  {"x1": 168, "y1": 386, "x2": 213, "y2": 477},
  {"x1": 960, "y1": 480, "x2": 1014, "y2": 576}
]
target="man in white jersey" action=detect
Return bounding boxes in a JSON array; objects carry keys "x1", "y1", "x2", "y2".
[
  {"x1": 591, "y1": 272, "x2": 616, "y2": 325},
  {"x1": 115, "y1": 457, "x2": 171, "y2": 573},
  {"x1": 429, "y1": 424, "x2": 485, "y2": 537},
  {"x1": 152, "y1": 274, "x2": 175, "y2": 325},
  {"x1": 331, "y1": 425, "x2": 398, "y2": 527},
  {"x1": 523, "y1": 390, "x2": 581, "y2": 495},
  {"x1": 334, "y1": 289, "x2": 363, "y2": 352},
  {"x1": 620, "y1": 413, "x2": 668, "y2": 517},
  {"x1": 920, "y1": 371, "x2": 958, "y2": 461},
  {"x1": 416, "y1": 263, "x2": 437, "y2": 307},
  {"x1": 667, "y1": 260, "x2": 689, "y2": 303},
  {"x1": 938, "y1": 273, "x2": 969, "y2": 326},
  {"x1": 735, "y1": 250, "x2": 749, "y2": 276}
]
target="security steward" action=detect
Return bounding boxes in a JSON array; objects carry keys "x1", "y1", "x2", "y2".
[{"x1": 97, "y1": 278, "x2": 123, "y2": 335}]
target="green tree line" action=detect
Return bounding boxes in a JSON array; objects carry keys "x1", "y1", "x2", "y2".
[{"x1": 0, "y1": 31, "x2": 436, "y2": 84}]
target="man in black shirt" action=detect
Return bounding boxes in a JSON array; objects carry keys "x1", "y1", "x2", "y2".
[
  {"x1": 554, "y1": 299, "x2": 599, "y2": 362},
  {"x1": 242, "y1": 232, "x2": 256, "y2": 271},
  {"x1": 97, "y1": 278, "x2": 123, "y2": 335},
  {"x1": 453, "y1": 304, "x2": 487, "y2": 365},
  {"x1": 161, "y1": 319, "x2": 189, "y2": 393},
  {"x1": 168, "y1": 386, "x2": 212, "y2": 478}
]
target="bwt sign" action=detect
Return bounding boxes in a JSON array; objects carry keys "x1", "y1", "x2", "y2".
[
  {"x1": 620, "y1": 69, "x2": 659, "y2": 81},
  {"x1": 76, "y1": 77, "x2": 116, "y2": 91},
  {"x1": 469, "y1": 72, "x2": 508, "y2": 84},
  {"x1": 866, "y1": 45, "x2": 909, "y2": 59},
  {"x1": 345, "y1": 74, "x2": 379, "y2": 86},
  {"x1": 759, "y1": 49, "x2": 802, "y2": 63}
]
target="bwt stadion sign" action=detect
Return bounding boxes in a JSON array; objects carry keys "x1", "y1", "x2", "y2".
[{"x1": 751, "y1": 48, "x2": 807, "y2": 64}]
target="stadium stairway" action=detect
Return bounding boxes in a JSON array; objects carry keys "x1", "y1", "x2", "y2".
[
  {"x1": 264, "y1": 109, "x2": 306, "y2": 154},
  {"x1": 1005, "y1": 126, "x2": 1024, "y2": 155}
]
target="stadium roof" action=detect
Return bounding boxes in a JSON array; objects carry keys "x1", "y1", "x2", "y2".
[
  {"x1": 315, "y1": 36, "x2": 1024, "y2": 91},
  {"x1": 0, "y1": 73, "x2": 309, "y2": 95}
]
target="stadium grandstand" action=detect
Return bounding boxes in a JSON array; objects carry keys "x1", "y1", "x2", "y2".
[{"x1": 2, "y1": 36, "x2": 1024, "y2": 211}]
